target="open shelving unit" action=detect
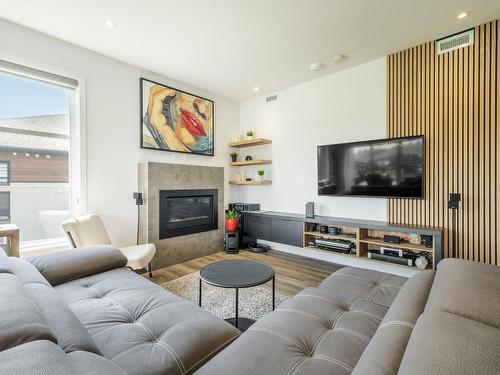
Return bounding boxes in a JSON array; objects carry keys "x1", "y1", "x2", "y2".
[
  {"x1": 303, "y1": 221, "x2": 438, "y2": 270},
  {"x1": 229, "y1": 138, "x2": 272, "y2": 185},
  {"x1": 240, "y1": 211, "x2": 442, "y2": 275}
]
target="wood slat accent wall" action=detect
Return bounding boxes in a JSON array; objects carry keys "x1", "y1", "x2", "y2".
[{"x1": 387, "y1": 19, "x2": 499, "y2": 265}]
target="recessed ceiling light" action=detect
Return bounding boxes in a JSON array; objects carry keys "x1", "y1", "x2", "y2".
[
  {"x1": 333, "y1": 54, "x2": 345, "y2": 64},
  {"x1": 456, "y1": 12, "x2": 468, "y2": 20},
  {"x1": 309, "y1": 62, "x2": 322, "y2": 72},
  {"x1": 105, "y1": 18, "x2": 117, "y2": 28},
  {"x1": 253, "y1": 86, "x2": 259, "y2": 92}
]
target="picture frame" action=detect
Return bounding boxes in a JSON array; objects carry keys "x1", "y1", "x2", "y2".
[{"x1": 140, "y1": 77, "x2": 214, "y2": 156}]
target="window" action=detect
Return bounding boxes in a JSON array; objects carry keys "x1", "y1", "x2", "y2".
[
  {"x1": 0, "y1": 62, "x2": 81, "y2": 246},
  {"x1": 0, "y1": 161, "x2": 10, "y2": 185}
]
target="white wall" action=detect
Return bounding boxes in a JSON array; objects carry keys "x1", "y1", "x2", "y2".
[
  {"x1": 0, "y1": 19, "x2": 239, "y2": 247},
  {"x1": 236, "y1": 58, "x2": 388, "y2": 221}
]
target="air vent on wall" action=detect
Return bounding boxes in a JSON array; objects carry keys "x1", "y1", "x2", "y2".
[
  {"x1": 266, "y1": 94, "x2": 278, "y2": 103},
  {"x1": 437, "y1": 29, "x2": 474, "y2": 55}
]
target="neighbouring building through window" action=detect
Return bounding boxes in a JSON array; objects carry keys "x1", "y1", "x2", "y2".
[{"x1": 0, "y1": 69, "x2": 74, "y2": 244}]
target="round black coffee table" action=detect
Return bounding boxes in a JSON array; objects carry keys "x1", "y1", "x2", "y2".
[{"x1": 199, "y1": 259, "x2": 275, "y2": 332}]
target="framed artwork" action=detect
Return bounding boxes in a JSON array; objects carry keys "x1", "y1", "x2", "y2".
[{"x1": 140, "y1": 78, "x2": 214, "y2": 156}]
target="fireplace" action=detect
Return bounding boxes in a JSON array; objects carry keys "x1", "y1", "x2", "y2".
[{"x1": 159, "y1": 189, "x2": 218, "y2": 239}]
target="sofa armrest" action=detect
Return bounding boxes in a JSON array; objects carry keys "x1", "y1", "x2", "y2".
[{"x1": 27, "y1": 245, "x2": 127, "y2": 286}]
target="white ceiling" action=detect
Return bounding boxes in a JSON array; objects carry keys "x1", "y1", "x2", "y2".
[{"x1": 0, "y1": 0, "x2": 499, "y2": 102}]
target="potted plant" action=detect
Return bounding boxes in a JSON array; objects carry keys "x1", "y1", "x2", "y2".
[
  {"x1": 230, "y1": 152, "x2": 238, "y2": 162},
  {"x1": 257, "y1": 169, "x2": 265, "y2": 181},
  {"x1": 225, "y1": 209, "x2": 239, "y2": 233},
  {"x1": 245, "y1": 130, "x2": 254, "y2": 140}
]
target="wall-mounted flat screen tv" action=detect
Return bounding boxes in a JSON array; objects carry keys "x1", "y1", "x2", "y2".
[{"x1": 318, "y1": 136, "x2": 424, "y2": 198}]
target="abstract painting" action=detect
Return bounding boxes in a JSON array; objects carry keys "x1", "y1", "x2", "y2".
[{"x1": 140, "y1": 78, "x2": 214, "y2": 156}]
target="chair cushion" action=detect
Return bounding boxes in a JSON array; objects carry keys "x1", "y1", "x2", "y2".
[
  {"x1": 196, "y1": 267, "x2": 407, "y2": 375},
  {"x1": 55, "y1": 267, "x2": 240, "y2": 375},
  {"x1": 119, "y1": 243, "x2": 156, "y2": 270},
  {"x1": 62, "y1": 214, "x2": 112, "y2": 247}
]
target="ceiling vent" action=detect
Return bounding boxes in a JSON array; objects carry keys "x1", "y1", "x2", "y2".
[
  {"x1": 266, "y1": 94, "x2": 278, "y2": 103},
  {"x1": 437, "y1": 29, "x2": 474, "y2": 55}
]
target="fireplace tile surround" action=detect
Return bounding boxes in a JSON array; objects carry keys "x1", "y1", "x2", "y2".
[{"x1": 138, "y1": 162, "x2": 224, "y2": 270}]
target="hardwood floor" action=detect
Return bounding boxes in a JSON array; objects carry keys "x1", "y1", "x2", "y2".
[{"x1": 147, "y1": 250, "x2": 341, "y2": 297}]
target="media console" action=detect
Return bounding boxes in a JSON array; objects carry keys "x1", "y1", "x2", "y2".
[{"x1": 241, "y1": 211, "x2": 442, "y2": 271}]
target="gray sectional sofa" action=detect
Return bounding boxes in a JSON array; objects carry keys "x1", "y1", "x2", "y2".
[
  {"x1": 0, "y1": 245, "x2": 240, "y2": 375},
  {"x1": 197, "y1": 259, "x2": 500, "y2": 375},
  {"x1": 1, "y1": 244, "x2": 499, "y2": 375}
]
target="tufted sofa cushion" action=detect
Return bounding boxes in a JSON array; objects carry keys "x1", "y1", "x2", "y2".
[
  {"x1": 195, "y1": 266, "x2": 407, "y2": 375},
  {"x1": 0, "y1": 273, "x2": 57, "y2": 352},
  {"x1": 8, "y1": 256, "x2": 101, "y2": 355},
  {"x1": 319, "y1": 267, "x2": 407, "y2": 307},
  {"x1": 0, "y1": 340, "x2": 126, "y2": 375},
  {"x1": 352, "y1": 270, "x2": 435, "y2": 375},
  {"x1": 55, "y1": 267, "x2": 240, "y2": 375},
  {"x1": 398, "y1": 258, "x2": 500, "y2": 375}
]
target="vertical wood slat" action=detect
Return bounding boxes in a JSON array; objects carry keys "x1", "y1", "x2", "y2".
[{"x1": 387, "y1": 19, "x2": 500, "y2": 266}]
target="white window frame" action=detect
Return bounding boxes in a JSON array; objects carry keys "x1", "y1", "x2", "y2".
[{"x1": 0, "y1": 53, "x2": 87, "y2": 254}]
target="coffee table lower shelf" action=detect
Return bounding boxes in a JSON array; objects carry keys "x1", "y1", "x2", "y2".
[{"x1": 225, "y1": 317, "x2": 256, "y2": 332}]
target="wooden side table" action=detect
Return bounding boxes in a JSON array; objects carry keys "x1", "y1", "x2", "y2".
[{"x1": 0, "y1": 224, "x2": 20, "y2": 257}]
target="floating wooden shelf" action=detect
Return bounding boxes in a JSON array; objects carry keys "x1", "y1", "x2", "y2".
[
  {"x1": 229, "y1": 159, "x2": 272, "y2": 166},
  {"x1": 359, "y1": 237, "x2": 433, "y2": 253},
  {"x1": 229, "y1": 138, "x2": 272, "y2": 148},
  {"x1": 229, "y1": 180, "x2": 272, "y2": 185},
  {"x1": 304, "y1": 231, "x2": 356, "y2": 242}
]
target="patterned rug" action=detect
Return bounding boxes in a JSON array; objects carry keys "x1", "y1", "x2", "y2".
[{"x1": 161, "y1": 272, "x2": 288, "y2": 321}]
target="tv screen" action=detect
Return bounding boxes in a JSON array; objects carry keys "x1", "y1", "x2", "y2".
[{"x1": 317, "y1": 136, "x2": 424, "y2": 198}]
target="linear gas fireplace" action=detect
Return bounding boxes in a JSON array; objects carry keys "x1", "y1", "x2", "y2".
[{"x1": 159, "y1": 189, "x2": 218, "y2": 239}]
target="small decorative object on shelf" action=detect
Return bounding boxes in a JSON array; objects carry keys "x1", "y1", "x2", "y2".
[
  {"x1": 245, "y1": 155, "x2": 253, "y2": 161},
  {"x1": 257, "y1": 169, "x2": 265, "y2": 181},
  {"x1": 415, "y1": 255, "x2": 429, "y2": 270},
  {"x1": 328, "y1": 226, "x2": 339, "y2": 235},
  {"x1": 245, "y1": 130, "x2": 254, "y2": 140},
  {"x1": 230, "y1": 152, "x2": 238, "y2": 162},
  {"x1": 225, "y1": 209, "x2": 239, "y2": 233},
  {"x1": 231, "y1": 134, "x2": 242, "y2": 143},
  {"x1": 409, "y1": 233, "x2": 421, "y2": 244},
  {"x1": 246, "y1": 177, "x2": 252, "y2": 181}
]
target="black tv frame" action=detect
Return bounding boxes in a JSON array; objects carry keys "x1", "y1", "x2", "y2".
[{"x1": 317, "y1": 135, "x2": 425, "y2": 199}]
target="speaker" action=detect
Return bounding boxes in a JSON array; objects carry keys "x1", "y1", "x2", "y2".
[
  {"x1": 421, "y1": 235, "x2": 433, "y2": 248},
  {"x1": 226, "y1": 231, "x2": 239, "y2": 254},
  {"x1": 383, "y1": 235, "x2": 401, "y2": 244},
  {"x1": 133, "y1": 192, "x2": 143, "y2": 206},
  {"x1": 305, "y1": 202, "x2": 315, "y2": 218},
  {"x1": 448, "y1": 193, "x2": 461, "y2": 209}
]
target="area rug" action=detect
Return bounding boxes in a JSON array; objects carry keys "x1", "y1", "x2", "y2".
[{"x1": 161, "y1": 272, "x2": 288, "y2": 321}]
